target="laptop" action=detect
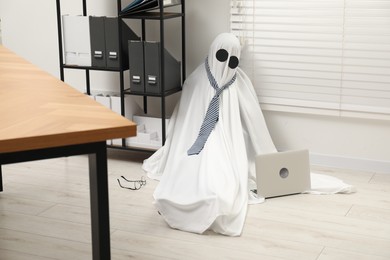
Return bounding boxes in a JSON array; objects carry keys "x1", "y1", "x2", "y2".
[{"x1": 255, "y1": 149, "x2": 311, "y2": 198}]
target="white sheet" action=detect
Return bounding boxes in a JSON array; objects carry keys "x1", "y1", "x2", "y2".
[{"x1": 142, "y1": 33, "x2": 355, "y2": 236}]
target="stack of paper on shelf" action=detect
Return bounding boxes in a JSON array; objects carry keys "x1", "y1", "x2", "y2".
[{"x1": 120, "y1": 0, "x2": 181, "y2": 15}]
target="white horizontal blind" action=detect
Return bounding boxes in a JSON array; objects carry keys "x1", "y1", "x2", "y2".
[{"x1": 230, "y1": 0, "x2": 390, "y2": 120}]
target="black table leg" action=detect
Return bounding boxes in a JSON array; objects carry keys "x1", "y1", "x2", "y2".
[
  {"x1": 1, "y1": 142, "x2": 112, "y2": 258},
  {"x1": 88, "y1": 142, "x2": 111, "y2": 260}
]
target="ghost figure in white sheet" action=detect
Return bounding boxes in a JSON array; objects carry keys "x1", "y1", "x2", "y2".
[
  {"x1": 142, "y1": 33, "x2": 355, "y2": 236},
  {"x1": 143, "y1": 33, "x2": 276, "y2": 236}
]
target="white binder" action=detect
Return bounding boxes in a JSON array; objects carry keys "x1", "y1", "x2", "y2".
[{"x1": 62, "y1": 15, "x2": 91, "y2": 66}]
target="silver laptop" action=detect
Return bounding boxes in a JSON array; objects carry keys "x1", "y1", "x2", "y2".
[{"x1": 255, "y1": 149, "x2": 311, "y2": 198}]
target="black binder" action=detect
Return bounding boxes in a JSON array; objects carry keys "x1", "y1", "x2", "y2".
[
  {"x1": 89, "y1": 16, "x2": 106, "y2": 68},
  {"x1": 104, "y1": 17, "x2": 120, "y2": 68},
  {"x1": 128, "y1": 41, "x2": 145, "y2": 93},
  {"x1": 90, "y1": 17, "x2": 139, "y2": 69},
  {"x1": 144, "y1": 41, "x2": 181, "y2": 94},
  {"x1": 105, "y1": 18, "x2": 140, "y2": 69}
]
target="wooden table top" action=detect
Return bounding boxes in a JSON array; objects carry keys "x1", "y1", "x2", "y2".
[{"x1": 0, "y1": 45, "x2": 136, "y2": 153}]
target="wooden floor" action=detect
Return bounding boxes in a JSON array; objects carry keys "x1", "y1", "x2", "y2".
[{"x1": 0, "y1": 149, "x2": 389, "y2": 260}]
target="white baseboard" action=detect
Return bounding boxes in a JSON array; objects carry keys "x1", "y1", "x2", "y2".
[{"x1": 310, "y1": 153, "x2": 390, "y2": 174}]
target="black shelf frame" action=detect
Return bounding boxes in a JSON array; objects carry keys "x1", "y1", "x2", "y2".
[
  {"x1": 117, "y1": 0, "x2": 186, "y2": 146},
  {"x1": 119, "y1": 11, "x2": 184, "y2": 20},
  {"x1": 56, "y1": 0, "x2": 185, "y2": 150},
  {"x1": 124, "y1": 86, "x2": 182, "y2": 97},
  {"x1": 62, "y1": 64, "x2": 124, "y2": 72}
]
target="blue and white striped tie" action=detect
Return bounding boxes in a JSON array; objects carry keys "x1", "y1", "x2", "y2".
[{"x1": 187, "y1": 57, "x2": 237, "y2": 156}]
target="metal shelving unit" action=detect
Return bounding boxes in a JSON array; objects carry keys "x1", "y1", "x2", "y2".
[{"x1": 55, "y1": 0, "x2": 185, "y2": 151}]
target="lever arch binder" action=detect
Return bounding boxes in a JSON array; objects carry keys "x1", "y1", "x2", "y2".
[
  {"x1": 89, "y1": 16, "x2": 106, "y2": 67},
  {"x1": 128, "y1": 41, "x2": 145, "y2": 93},
  {"x1": 89, "y1": 17, "x2": 139, "y2": 69},
  {"x1": 104, "y1": 18, "x2": 119, "y2": 68},
  {"x1": 62, "y1": 15, "x2": 91, "y2": 66},
  {"x1": 128, "y1": 41, "x2": 181, "y2": 94},
  {"x1": 105, "y1": 18, "x2": 139, "y2": 69},
  {"x1": 144, "y1": 41, "x2": 181, "y2": 94}
]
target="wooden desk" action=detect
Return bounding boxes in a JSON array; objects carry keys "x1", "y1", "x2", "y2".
[{"x1": 0, "y1": 45, "x2": 136, "y2": 259}]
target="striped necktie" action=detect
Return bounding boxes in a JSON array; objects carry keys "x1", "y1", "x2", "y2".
[{"x1": 187, "y1": 57, "x2": 237, "y2": 156}]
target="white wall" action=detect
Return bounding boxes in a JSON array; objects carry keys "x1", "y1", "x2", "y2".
[
  {"x1": 1, "y1": 0, "x2": 389, "y2": 172},
  {"x1": 264, "y1": 111, "x2": 390, "y2": 172}
]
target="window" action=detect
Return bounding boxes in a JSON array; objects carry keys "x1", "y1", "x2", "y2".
[{"x1": 231, "y1": 0, "x2": 390, "y2": 120}]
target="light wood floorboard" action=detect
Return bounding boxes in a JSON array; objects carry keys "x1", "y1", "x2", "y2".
[{"x1": 0, "y1": 150, "x2": 389, "y2": 259}]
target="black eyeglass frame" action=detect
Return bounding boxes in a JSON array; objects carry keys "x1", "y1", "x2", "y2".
[{"x1": 117, "y1": 175, "x2": 146, "y2": 190}]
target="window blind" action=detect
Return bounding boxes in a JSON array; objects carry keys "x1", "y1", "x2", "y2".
[{"x1": 230, "y1": 0, "x2": 390, "y2": 120}]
